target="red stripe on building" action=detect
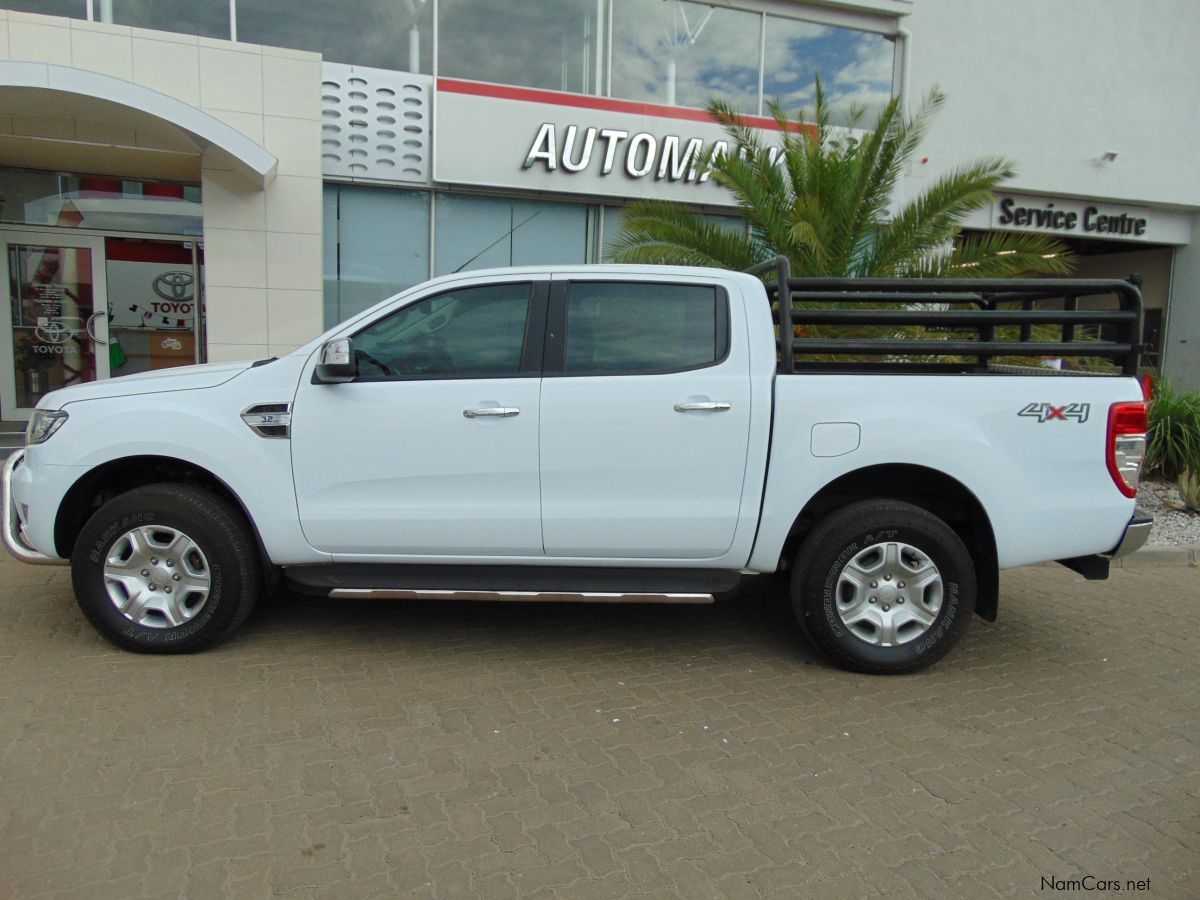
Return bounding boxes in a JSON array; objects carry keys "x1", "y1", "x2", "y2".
[
  {"x1": 105, "y1": 239, "x2": 193, "y2": 264},
  {"x1": 436, "y1": 78, "x2": 813, "y2": 134}
]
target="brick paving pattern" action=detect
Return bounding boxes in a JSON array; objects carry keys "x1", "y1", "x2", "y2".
[{"x1": 0, "y1": 553, "x2": 1197, "y2": 898}]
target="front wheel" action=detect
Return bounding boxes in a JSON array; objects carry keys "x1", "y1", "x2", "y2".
[
  {"x1": 791, "y1": 500, "x2": 976, "y2": 674},
  {"x1": 71, "y1": 483, "x2": 261, "y2": 653}
]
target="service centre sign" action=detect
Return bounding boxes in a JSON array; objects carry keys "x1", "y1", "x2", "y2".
[
  {"x1": 434, "y1": 78, "x2": 803, "y2": 206},
  {"x1": 984, "y1": 194, "x2": 1191, "y2": 245}
]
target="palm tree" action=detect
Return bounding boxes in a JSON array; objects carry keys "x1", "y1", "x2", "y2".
[{"x1": 606, "y1": 81, "x2": 1073, "y2": 278}]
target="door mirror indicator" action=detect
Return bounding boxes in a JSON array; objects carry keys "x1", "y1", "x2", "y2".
[{"x1": 314, "y1": 338, "x2": 356, "y2": 383}]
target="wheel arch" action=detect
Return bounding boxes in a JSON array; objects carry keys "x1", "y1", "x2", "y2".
[
  {"x1": 779, "y1": 463, "x2": 1000, "y2": 622},
  {"x1": 54, "y1": 455, "x2": 275, "y2": 587}
]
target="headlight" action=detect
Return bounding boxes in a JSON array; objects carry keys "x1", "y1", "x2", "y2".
[{"x1": 27, "y1": 409, "x2": 68, "y2": 445}]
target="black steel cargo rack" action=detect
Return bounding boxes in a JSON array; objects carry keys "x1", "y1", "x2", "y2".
[{"x1": 746, "y1": 255, "x2": 1143, "y2": 376}]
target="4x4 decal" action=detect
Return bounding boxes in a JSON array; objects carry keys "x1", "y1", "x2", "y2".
[{"x1": 1018, "y1": 402, "x2": 1091, "y2": 423}]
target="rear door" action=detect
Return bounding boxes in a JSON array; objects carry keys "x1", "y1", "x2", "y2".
[{"x1": 539, "y1": 275, "x2": 752, "y2": 559}]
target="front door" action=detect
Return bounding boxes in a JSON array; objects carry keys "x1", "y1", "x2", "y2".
[
  {"x1": 291, "y1": 277, "x2": 548, "y2": 557},
  {"x1": 539, "y1": 277, "x2": 752, "y2": 559},
  {"x1": 0, "y1": 231, "x2": 109, "y2": 420}
]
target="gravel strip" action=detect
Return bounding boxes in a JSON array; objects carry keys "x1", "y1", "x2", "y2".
[{"x1": 1138, "y1": 478, "x2": 1200, "y2": 546}]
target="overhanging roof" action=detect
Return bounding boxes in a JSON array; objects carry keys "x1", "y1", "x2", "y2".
[{"x1": 0, "y1": 60, "x2": 277, "y2": 188}]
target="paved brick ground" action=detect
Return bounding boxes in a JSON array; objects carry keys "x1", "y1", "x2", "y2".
[{"x1": 1, "y1": 553, "x2": 1197, "y2": 899}]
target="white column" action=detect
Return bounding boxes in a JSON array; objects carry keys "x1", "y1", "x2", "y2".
[{"x1": 1163, "y1": 215, "x2": 1200, "y2": 389}]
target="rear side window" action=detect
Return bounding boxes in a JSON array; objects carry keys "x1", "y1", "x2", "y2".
[{"x1": 563, "y1": 282, "x2": 728, "y2": 375}]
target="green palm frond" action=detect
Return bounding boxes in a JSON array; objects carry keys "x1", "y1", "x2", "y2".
[
  {"x1": 922, "y1": 231, "x2": 1076, "y2": 278},
  {"x1": 606, "y1": 200, "x2": 766, "y2": 270},
  {"x1": 870, "y1": 157, "x2": 1015, "y2": 275},
  {"x1": 603, "y1": 76, "x2": 1074, "y2": 287}
]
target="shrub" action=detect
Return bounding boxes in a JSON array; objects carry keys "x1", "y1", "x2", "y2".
[
  {"x1": 1179, "y1": 470, "x2": 1200, "y2": 511},
  {"x1": 1145, "y1": 377, "x2": 1200, "y2": 480}
]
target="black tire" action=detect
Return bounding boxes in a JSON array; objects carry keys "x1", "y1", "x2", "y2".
[
  {"x1": 70, "y1": 483, "x2": 261, "y2": 653},
  {"x1": 791, "y1": 500, "x2": 975, "y2": 674}
]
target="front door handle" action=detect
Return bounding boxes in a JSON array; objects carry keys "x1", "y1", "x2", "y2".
[
  {"x1": 673, "y1": 401, "x2": 731, "y2": 413},
  {"x1": 463, "y1": 407, "x2": 520, "y2": 418}
]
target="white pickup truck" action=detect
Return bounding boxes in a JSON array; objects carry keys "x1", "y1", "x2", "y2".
[{"x1": 2, "y1": 261, "x2": 1152, "y2": 673}]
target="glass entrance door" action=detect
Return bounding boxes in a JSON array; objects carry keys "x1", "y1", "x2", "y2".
[{"x1": 0, "y1": 231, "x2": 109, "y2": 421}]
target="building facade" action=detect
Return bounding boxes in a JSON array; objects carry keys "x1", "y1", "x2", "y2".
[{"x1": 0, "y1": 0, "x2": 1196, "y2": 420}]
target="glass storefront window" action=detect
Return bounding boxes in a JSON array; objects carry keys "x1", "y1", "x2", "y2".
[
  {"x1": 611, "y1": 0, "x2": 760, "y2": 111},
  {"x1": 762, "y1": 16, "x2": 895, "y2": 124},
  {"x1": 111, "y1": 0, "x2": 230, "y2": 40},
  {"x1": 0, "y1": 168, "x2": 201, "y2": 236},
  {"x1": 439, "y1": 0, "x2": 604, "y2": 94},
  {"x1": 4, "y1": 1, "x2": 85, "y2": 19},
  {"x1": 324, "y1": 185, "x2": 431, "y2": 326},
  {"x1": 601, "y1": 205, "x2": 743, "y2": 259},
  {"x1": 237, "y1": 0, "x2": 432, "y2": 73},
  {"x1": 322, "y1": 186, "x2": 340, "y2": 327},
  {"x1": 323, "y1": 187, "x2": 597, "y2": 326},
  {"x1": 433, "y1": 194, "x2": 590, "y2": 276},
  {"x1": 105, "y1": 238, "x2": 202, "y2": 377}
]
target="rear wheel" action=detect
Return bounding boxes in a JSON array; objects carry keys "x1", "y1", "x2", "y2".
[
  {"x1": 791, "y1": 500, "x2": 975, "y2": 674},
  {"x1": 70, "y1": 483, "x2": 260, "y2": 653}
]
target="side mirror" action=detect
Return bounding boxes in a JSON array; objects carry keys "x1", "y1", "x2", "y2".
[{"x1": 314, "y1": 338, "x2": 356, "y2": 383}]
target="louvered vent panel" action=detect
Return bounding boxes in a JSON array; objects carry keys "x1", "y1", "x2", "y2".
[{"x1": 321, "y1": 63, "x2": 432, "y2": 184}]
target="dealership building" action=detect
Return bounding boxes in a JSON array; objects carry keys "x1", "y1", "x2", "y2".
[{"x1": 0, "y1": 0, "x2": 1197, "y2": 420}]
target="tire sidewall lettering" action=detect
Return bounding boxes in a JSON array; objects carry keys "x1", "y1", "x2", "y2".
[{"x1": 821, "y1": 541, "x2": 858, "y2": 638}]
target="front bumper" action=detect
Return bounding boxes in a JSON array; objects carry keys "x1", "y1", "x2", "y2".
[{"x1": 2, "y1": 450, "x2": 65, "y2": 566}]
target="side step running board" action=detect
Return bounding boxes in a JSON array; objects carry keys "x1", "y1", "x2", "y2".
[
  {"x1": 330, "y1": 588, "x2": 713, "y2": 604},
  {"x1": 284, "y1": 563, "x2": 739, "y2": 605}
]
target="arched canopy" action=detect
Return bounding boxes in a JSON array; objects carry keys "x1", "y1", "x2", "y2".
[{"x1": 0, "y1": 60, "x2": 277, "y2": 187}]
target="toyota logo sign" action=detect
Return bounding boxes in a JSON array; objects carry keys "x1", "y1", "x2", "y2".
[{"x1": 153, "y1": 271, "x2": 194, "y2": 301}]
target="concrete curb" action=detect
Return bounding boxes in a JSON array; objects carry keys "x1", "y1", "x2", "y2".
[
  {"x1": 1030, "y1": 544, "x2": 1200, "y2": 571},
  {"x1": 1113, "y1": 544, "x2": 1200, "y2": 569}
]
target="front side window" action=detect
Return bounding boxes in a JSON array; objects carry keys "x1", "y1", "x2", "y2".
[
  {"x1": 563, "y1": 282, "x2": 727, "y2": 375},
  {"x1": 353, "y1": 282, "x2": 532, "y2": 379}
]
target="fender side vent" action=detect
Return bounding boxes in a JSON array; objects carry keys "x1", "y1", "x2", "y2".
[{"x1": 241, "y1": 403, "x2": 291, "y2": 439}]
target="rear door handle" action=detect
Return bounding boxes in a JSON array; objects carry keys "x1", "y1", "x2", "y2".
[
  {"x1": 463, "y1": 407, "x2": 520, "y2": 418},
  {"x1": 673, "y1": 402, "x2": 731, "y2": 413}
]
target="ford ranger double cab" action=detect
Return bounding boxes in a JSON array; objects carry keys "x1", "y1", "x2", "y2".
[{"x1": 2, "y1": 259, "x2": 1152, "y2": 673}]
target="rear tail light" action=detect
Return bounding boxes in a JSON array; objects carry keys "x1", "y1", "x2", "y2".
[{"x1": 1107, "y1": 401, "x2": 1148, "y2": 498}]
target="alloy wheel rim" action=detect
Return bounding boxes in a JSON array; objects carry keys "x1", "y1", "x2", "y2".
[
  {"x1": 834, "y1": 540, "x2": 943, "y2": 646},
  {"x1": 102, "y1": 525, "x2": 212, "y2": 629}
]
